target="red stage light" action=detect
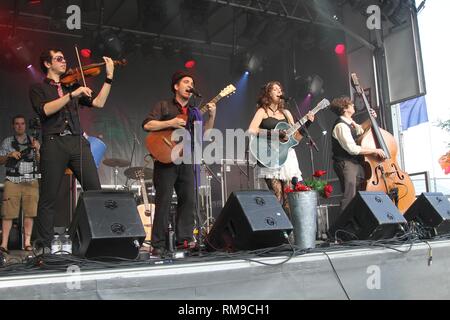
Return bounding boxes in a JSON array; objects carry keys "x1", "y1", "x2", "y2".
[
  {"x1": 335, "y1": 44, "x2": 346, "y2": 55},
  {"x1": 184, "y1": 60, "x2": 196, "y2": 69},
  {"x1": 28, "y1": 0, "x2": 41, "y2": 4},
  {"x1": 80, "y1": 48, "x2": 91, "y2": 58}
]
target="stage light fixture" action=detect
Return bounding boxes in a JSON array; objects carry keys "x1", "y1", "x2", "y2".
[
  {"x1": 244, "y1": 51, "x2": 264, "y2": 73},
  {"x1": 335, "y1": 44, "x2": 346, "y2": 55},
  {"x1": 180, "y1": 46, "x2": 196, "y2": 69},
  {"x1": 185, "y1": 60, "x2": 196, "y2": 69},
  {"x1": 2, "y1": 38, "x2": 34, "y2": 70},
  {"x1": 307, "y1": 75, "x2": 324, "y2": 96},
  {"x1": 230, "y1": 50, "x2": 262, "y2": 76},
  {"x1": 95, "y1": 29, "x2": 123, "y2": 59},
  {"x1": 80, "y1": 48, "x2": 91, "y2": 58}
]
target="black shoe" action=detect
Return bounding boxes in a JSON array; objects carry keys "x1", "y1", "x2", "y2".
[{"x1": 0, "y1": 247, "x2": 9, "y2": 255}]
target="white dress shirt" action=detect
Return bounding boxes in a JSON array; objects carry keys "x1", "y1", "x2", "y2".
[{"x1": 332, "y1": 116, "x2": 364, "y2": 156}]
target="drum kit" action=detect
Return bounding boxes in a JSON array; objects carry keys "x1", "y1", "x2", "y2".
[
  {"x1": 100, "y1": 149, "x2": 216, "y2": 243},
  {"x1": 102, "y1": 158, "x2": 154, "y2": 196}
]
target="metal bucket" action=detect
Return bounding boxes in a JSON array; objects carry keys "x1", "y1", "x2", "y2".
[{"x1": 287, "y1": 191, "x2": 318, "y2": 250}]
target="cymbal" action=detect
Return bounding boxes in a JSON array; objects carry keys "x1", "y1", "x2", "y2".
[
  {"x1": 103, "y1": 158, "x2": 131, "y2": 168},
  {"x1": 124, "y1": 167, "x2": 153, "y2": 180}
]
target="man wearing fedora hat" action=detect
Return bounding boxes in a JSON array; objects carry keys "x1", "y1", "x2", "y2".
[{"x1": 142, "y1": 71, "x2": 216, "y2": 256}]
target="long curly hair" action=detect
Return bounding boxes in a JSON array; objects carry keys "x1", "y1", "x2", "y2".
[{"x1": 256, "y1": 81, "x2": 287, "y2": 112}]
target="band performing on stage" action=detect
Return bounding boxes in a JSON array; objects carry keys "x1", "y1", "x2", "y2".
[
  {"x1": 3, "y1": 0, "x2": 450, "y2": 303},
  {"x1": 0, "y1": 48, "x2": 419, "y2": 259}
]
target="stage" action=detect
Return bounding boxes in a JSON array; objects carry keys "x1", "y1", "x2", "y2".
[
  {"x1": 0, "y1": 0, "x2": 449, "y2": 304},
  {"x1": 1, "y1": 238, "x2": 450, "y2": 300}
]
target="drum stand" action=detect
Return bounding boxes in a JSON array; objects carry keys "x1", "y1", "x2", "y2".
[
  {"x1": 200, "y1": 166, "x2": 214, "y2": 233},
  {"x1": 113, "y1": 166, "x2": 119, "y2": 190}
]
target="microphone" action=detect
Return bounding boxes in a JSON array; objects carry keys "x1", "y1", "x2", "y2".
[
  {"x1": 187, "y1": 87, "x2": 202, "y2": 98},
  {"x1": 278, "y1": 95, "x2": 291, "y2": 101}
]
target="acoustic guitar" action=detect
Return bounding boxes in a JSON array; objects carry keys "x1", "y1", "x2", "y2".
[
  {"x1": 145, "y1": 85, "x2": 236, "y2": 164},
  {"x1": 136, "y1": 169, "x2": 154, "y2": 242},
  {"x1": 249, "y1": 98, "x2": 330, "y2": 169}
]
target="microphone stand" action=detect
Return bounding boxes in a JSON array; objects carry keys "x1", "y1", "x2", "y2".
[
  {"x1": 306, "y1": 129, "x2": 318, "y2": 174},
  {"x1": 246, "y1": 140, "x2": 250, "y2": 190},
  {"x1": 124, "y1": 133, "x2": 139, "y2": 189},
  {"x1": 201, "y1": 159, "x2": 221, "y2": 233},
  {"x1": 201, "y1": 159, "x2": 221, "y2": 184},
  {"x1": 189, "y1": 96, "x2": 204, "y2": 256},
  {"x1": 291, "y1": 98, "x2": 319, "y2": 174}
]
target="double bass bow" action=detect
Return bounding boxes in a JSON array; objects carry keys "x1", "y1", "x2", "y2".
[{"x1": 351, "y1": 73, "x2": 416, "y2": 214}]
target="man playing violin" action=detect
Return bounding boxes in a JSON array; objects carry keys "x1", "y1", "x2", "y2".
[
  {"x1": 330, "y1": 97, "x2": 387, "y2": 212},
  {"x1": 142, "y1": 71, "x2": 216, "y2": 256},
  {"x1": 29, "y1": 48, "x2": 115, "y2": 248}
]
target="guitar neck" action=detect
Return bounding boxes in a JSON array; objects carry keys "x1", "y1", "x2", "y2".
[
  {"x1": 139, "y1": 178, "x2": 150, "y2": 205},
  {"x1": 199, "y1": 95, "x2": 223, "y2": 114},
  {"x1": 286, "y1": 103, "x2": 323, "y2": 136}
]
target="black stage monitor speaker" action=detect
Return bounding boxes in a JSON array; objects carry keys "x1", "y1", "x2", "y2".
[
  {"x1": 404, "y1": 192, "x2": 450, "y2": 237},
  {"x1": 68, "y1": 191, "x2": 146, "y2": 259},
  {"x1": 207, "y1": 190, "x2": 293, "y2": 251},
  {"x1": 329, "y1": 192, "x2": 407, "y2": 241}
]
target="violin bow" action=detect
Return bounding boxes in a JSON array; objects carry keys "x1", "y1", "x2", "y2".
[{"x1": 74, "y1": 45, "x2": 87, "y2": 87}]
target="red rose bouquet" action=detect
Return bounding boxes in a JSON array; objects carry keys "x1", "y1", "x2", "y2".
[{"x1": 284, "y1": 170, "x2": 333, "y2": 198}]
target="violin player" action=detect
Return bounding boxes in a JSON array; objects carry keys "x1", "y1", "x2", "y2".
[
  {"x1": 29, "y1": 48, "x2": 115, "y2": 248},
  {"x1": 330, "y1": 96, "x2": 387, "y2": 212}
]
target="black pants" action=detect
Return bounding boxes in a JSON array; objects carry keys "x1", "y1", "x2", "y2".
[
  {"x1": 333, "y1": 160, "x2": 365, "y2": 212},
  {"x1": 33, "y1": 135, "x2": 100, "y2": 246},
  {"x1": 151, "y1": 162, "x2": 195, "y2": 249}
]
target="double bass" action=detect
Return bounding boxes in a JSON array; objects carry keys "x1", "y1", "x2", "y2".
[{"x1": 351, "y1": 73, "x2": 416, "y2": 214}]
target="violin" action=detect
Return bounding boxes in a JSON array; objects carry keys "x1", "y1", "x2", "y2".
[
  {"x1": 351, "y1": 73, "x2": 416, "y2": 214},
  {"x1": 61, "y1": 58, "x2": 127, "y2": 86}
]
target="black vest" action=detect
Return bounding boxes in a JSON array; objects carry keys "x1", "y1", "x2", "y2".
[{"x1": 331, "y1": 119, "x2": 364, "y2": 164}]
